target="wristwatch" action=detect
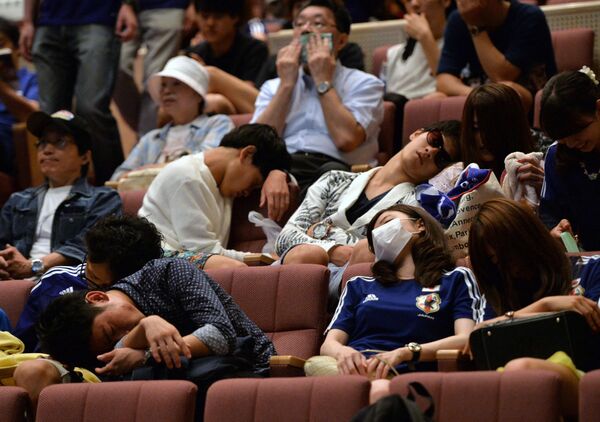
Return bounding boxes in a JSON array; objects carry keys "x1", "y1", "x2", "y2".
[
  {"x1": 312, "y1": 222, "x2": 330, "y2": 240},
  {"x1": 30, "y1": 259, "x2": 45, "y2": 276},
  {"x1": 406, "y1": 341, "x2": 421, "y2": 370},
  {"x1": 317, "y1": 81, "x2": 332, "y2": 96},
  {"x1": 468, "y1": 25, "x2": 485, "y2": 37}
]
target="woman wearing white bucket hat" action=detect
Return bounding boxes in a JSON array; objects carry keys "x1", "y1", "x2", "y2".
[{"x1": 110, "y1": 56, "x2": 234, "y2": 181}]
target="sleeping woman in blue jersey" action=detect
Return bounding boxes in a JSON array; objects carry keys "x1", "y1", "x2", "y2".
[
  {"x1": 467, "y1": 198, "x2": 600, "y2": 420},
  {"x1": 304, "y1": 204, "x2": 485, "y2": 379}
]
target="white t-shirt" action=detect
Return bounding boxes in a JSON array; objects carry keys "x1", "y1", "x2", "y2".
[
  {"x1": 384, "y1": 38, "x2": 444, "y2": 100},
  {"x1": 139, "y1": 153, "x2": 250, "y2": 261},
  {"x1": 158, "y1": 122, "x2": 193, "y2": 163},
  {"x1": 29, "y1": 185, "x2": 72, "y2": 259}
]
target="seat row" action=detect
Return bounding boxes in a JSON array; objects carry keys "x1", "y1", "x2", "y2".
[{"x1": 2, "y1": 369, "x2": 600, "y2": 422}]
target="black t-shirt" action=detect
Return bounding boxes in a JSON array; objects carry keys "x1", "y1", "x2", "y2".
[
  {"x1": 438, "y1": 0, "x2": 557, "y2": 93},
  {"x1": 345, "y1": 188, "x2": 390, "y2": 225},
  {"x1": 186, "y1": 31, "x2": 269, "y2": 86}
]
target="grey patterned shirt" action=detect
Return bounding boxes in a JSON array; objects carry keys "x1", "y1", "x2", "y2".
[{"x1": 112, "y1": 258, "x2": 274, "y2": 370}]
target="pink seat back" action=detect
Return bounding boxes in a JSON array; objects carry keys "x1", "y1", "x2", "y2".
[
  {"x1": 341, "y1": 263, "x2": 372, "y2": 293},
  {"x1": 119, "y1": 189, "x2": 146, "y2": 216},
  {"x1": 0, "y1": 386, "x2": 28, "y2": 422},
  {"x1": 204, "y1": 376, "x2": 370, "y2": 422},
  {"x1": 229, "y1": 183, "x2": 299, "y2": 253},
  {"x1": 378, "y1": 101, "x2": 396, "y2": 165},
  {"x1": 230, "y1": 113, "x2": 252, "y2": 127},
  {"x1": 0, "y1": 280, "x2": 35, "y2": 328},
  {"x1": 551, "y1": 28, "x2": 594, "y2": 72},
  {"x1": 36, "y1": 381, "x2": 197, "y2": 422},
  {"x1": 206, "y1": 264, "x2": 329, "y2": 359},
  {"x1": 580, "y1": 369, "x2": 600, "y2": 421},
  {"x1": 371, "y1": 45, "x2": 392, "y2": 77},
  {"x1": 390, "y1": 370, "x2": 561, "y2": 422},
  {"x1": 402, "y1": 96, "x2": 466, "y2": 146}
]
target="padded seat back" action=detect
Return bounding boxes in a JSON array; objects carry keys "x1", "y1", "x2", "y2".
[
  {"x1": 580, "y1": 370, "x2": 600, "y2": 422},
  {"x1": 206, "y1": 264, "x2": 329, "y2": 359},
  {"x1": 0, "y1": 280, "x2": 35, "y2": 328},
  {"x1": 341, "y1": 263, "x2": 372, "y2": 293},
  {"x1": 378, "y1": 101, "x2": 397, "y2": 165},
  {"x1": 120, "y1": 189, "x2": 146, "y2": 216},
  {"x1": 228, "y1": 183, "x2": 299, "y2": 253},
  {"x1": 204, "y1": 376, "x2": 370, "y2": 422},
  {"x1": 389, "y1": 370, "x2": 561, "y2": 422},
  {"x1": 371, "y1": 45, "x2": 392, "y2": 78},
  {"x1": 0, "y1": 386, "x2": 28, "y2": 422},
  {"x1": 402, "y1": 96, "x2": 466, "y2": 145},
  {"x1": 551, "y1": 28, "x2": 594, "y2": 72},
  {"x1": 36, "y1": 381, "x2": 197, "y2": 422}
]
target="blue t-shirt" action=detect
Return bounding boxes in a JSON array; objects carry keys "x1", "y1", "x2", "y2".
[
  {"x1": 0, "y1": 307, "x2": 11, "y2": 332},
  {"x1": 0, "y1": 67, "x2": 38, "y2": 175},
  {"x1": 13, "y1": 264, "x2": 88, "y2": 352},
  {"x1": 438, "y1": 0, "x2": 556, "y2": 93},
  {"x1": 38, "y1": 0, "x2": 122, "y2": 27},
  {"x1": 573, "y1": 257, "x2": 600, "y2": 302},
  {"x1": 540, "y1": 143, "x2": 600, "y2": 251},
  {"x1": 328, "y1": 267, "x2": 485, "y2": 354},
  {"x1": 139, "y1": 0, "x2": 189, "y2": 10}
]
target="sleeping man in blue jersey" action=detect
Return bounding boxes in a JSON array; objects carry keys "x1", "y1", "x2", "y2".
[
  {"x1": 10, "y1": 214, "x2": 163, "y2": 413},
  {"x1": 12, "y1": 215, "x2": 163, "y2": 352},
  {"x1": 304, "y1": 204, "x2": 485, "y2": 380}
]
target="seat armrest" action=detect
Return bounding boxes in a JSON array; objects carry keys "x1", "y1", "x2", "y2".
[
  {"x1": 436, "y1": 349, "x2": 476, "y2": 372},
  {"x1": 269, "y1": 355, "x2": 307, "y2": 377},
  {"x1": 351, "y1": 164, "x2": 372, "y2": 173}
]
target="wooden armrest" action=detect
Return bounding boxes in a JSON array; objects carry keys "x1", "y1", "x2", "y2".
[
  {"x1": 243, "y1": 253, "x2": 276, "y2": 266},
  {"x1": 104, "y1": 181, "x2": 119, "y2": 189},
  {"x1": 436, "y1": 349, "x2": 469, "y2": 360},
  {"x1": 269, "y1": 355, "x2": 306, "y2": 369},
  {"x1": 351, "y1": 164, "x2": 372, "y2": 173}
]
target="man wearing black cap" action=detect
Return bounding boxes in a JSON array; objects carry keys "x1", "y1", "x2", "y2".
[{"x1": 0, "y1": 110, "x2": 122, "y2": 280}]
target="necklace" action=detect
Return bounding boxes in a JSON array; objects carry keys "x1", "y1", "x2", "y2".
[{"x1": 580, "y1": 161, "x2": 599, "y2": 181}]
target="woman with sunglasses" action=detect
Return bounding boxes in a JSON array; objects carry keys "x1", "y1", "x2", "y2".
[
  {"x1": 460, "y1": 83, "x2": 544, "y2": 202},
  {"x1": 304, "y1": 204, "x2": 484, "y2": 379},
  {"x1": 277, "y1": 120, "x2": 460, "y2": 293},
  {"x1": 539, "y1": 69, "x2": 600, "y2": 251}
]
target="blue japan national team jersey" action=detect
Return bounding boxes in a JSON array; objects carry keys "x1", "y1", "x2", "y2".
[
  {"x1": 573, "y1": 257, "x2": 600, "y2": 302},
  {"x1": 13, "y1": 264, "x2": 88, "y2": 352},
  {"x1": 328, "y1": 267, "x2": 485, "y2": 354}
]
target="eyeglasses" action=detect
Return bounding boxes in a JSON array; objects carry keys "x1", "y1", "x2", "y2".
[
  {"x1": 35, "y1": 137, "x2": 71, "y2": 150},
  {"x1": 292, "y1": 18, "x2": 336, "y2": 30},
  {"x1": 426, "y1": 130, "x2": 454, "y2": 170}
]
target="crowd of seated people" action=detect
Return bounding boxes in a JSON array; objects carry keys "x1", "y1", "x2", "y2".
[{"x1": 1, "y1": 0, "x2": 600, "y2": 420}]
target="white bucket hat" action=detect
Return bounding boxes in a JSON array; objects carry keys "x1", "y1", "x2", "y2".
[{"x1": 148, "y1": 56, "x2": 209, "y2": 104}]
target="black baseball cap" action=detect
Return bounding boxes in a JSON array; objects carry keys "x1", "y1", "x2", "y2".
[{"x1": 27, "y1": 110, "x2": 92, "y2": 152}]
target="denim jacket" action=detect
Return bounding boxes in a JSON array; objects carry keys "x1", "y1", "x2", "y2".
[{"x1": 0, "y1": 177, "x2": 122, "y2": 262}]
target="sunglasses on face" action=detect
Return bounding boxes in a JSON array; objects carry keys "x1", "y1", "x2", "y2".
[
  {"x1": 426, "y1": 130, "x2": 454, "y2": 170},
  {"x1": 35, "y1": 137, "x2": 71, "y2": 151}
]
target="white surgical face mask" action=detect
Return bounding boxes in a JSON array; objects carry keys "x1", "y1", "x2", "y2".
[{"x1": 372, "y1": 218, "x2": 417, "y2": 263}]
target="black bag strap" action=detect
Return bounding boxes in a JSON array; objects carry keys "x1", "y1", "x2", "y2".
[{"x1": 406, "y1": 381, "x2": 435, "y2": 418}]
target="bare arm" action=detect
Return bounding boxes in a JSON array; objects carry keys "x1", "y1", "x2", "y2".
[
  {"x1": 471, "y1": 32, "x2": 520, "y2": 82},
  {"x1": 367, "y1": 318, "x2": 475, "y2": 378},
  {"x1": 19, "y1": 0, "x2": 38, "y2": 61},
  {"x1": 307, "y1": 35, "x2": 365, "y2": 152},
  {"x1": 320, "y1": 328, "x2": 368, "y2": 375},
  {"x1": 254, "y1": 41, "x2": 301, "y2": 135},
  {"x1": 404, "y1": 13, "x2": 441, "y2": 76},
  {"x1": 436, "y1": 73, "x2": 473, "y2": 96},
  {"x1": 0, "y1": 81, "x2": 38, "y2": 122}
]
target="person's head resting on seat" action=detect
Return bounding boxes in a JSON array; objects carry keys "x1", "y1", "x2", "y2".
[
  {"x1": 208, "y1": 123, "x2": 291, "y2": 198},
  {"x1": 390, "y1": 119, "x2": 461, "y2": 185},
  {"x1": 460, "y1": 83, "x2": 535, "y2": 178},
  {"x1": 27, "y1": 110, "x2": 93, "y2": 188},
  {"x1": 84, "y1": 215, "x2": 164, "y2": 289},
  {"x1": 37, "y1": 289, "x2": 145, "y2": 369},
  {"x1": 468, "y1": 198, "x2": 571, "y2": 315},
  {"x1": 292, "y1": 0, "x2": 352, "y2": 59}
]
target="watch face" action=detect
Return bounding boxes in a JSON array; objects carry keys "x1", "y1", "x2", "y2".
[
  {"x1": 317, "y1": 81, "x2": 331, "y2": 94},
  {"x1": 31, "y1": 260, "x2": 43, "y2": 274},
  {"x1": 313, "y1": 223, "x2": 329, "y2": 239}
]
